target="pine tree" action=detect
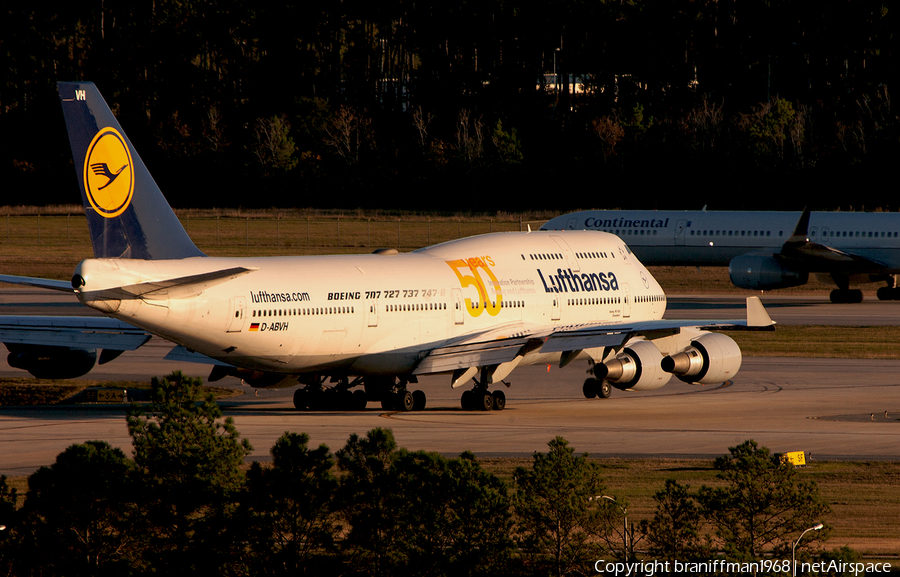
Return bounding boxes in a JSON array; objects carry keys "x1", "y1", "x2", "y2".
[
  {"x1": 513, "y1": 436, "x2": 607, "y2": 576},
  {"x1": 126, "y1": 371, "x2": 252, "y2": 575},
  {"x1": 697, "y1": 439, "x2": 830, "y2": 560}
]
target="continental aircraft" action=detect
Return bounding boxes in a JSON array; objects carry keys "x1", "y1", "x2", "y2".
[
  {"x1": 0, "y1": 82, "x2": 774, "y2": 411},
  {"x1": 543, "y1": 209, "x2": 900, "y2": 304}
]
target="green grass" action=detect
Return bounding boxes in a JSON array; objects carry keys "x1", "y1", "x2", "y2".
[
  {"x1": 0, "y1": 378, "x2": 242, "y2": 406},
  {"x1": 732, "y1": 326, "x2": 900, "y2": 359},
  {"x1": 480, "y1": 456, "x2": 900, "y2": 560},
  {"x1": 0, "y1": 212, "x2": 533, "y2": 280}
]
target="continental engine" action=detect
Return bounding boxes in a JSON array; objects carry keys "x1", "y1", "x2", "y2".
[{"x1": 728, "y1": 253, "x2": 808, "y2": 290}]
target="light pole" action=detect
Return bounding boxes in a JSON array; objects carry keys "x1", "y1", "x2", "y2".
[
  {"x1": 599, "y1": 495, "x2": 628, "y2": 561},
  {"x1": 792, "y1": 522, "x2": 824, "y2": 576}
]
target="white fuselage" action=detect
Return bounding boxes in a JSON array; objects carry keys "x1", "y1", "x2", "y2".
[
  {"x1": 543, "y1": 210, "x2": 900, "y2": 272},
  {"x1": 73, "y1": 231, "x2": 667, "y2": 376}
]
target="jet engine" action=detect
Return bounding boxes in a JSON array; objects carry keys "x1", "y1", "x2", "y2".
[
  {"x1": 728, "y1": 253, "x2": 808, "y2": 290},
  {"x1": 5, "y1": 343, "x2": 98, "y2": 379},
  {"x1": 660, "y1": 333, "x2": 742, "y2": 384},
  {"x1": 594, "y1": 340, "x2": 672, "y2": 391}
]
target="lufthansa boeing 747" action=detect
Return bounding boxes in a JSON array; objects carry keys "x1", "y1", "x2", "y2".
[
  {"x1": 0, "y1": 83, "x2": 774, "y2": 410},
  {"x1": 543, "y1": 209, "x2": 900, "y2": 303}
]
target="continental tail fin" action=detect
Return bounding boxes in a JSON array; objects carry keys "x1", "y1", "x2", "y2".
[{"x1": 57, "y1": 82, "x2": 204, "y2": 260}]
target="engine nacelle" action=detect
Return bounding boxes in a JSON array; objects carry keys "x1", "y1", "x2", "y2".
[
  {"x1": 661, "y1": 333, "x2": 742, "y2": 384},
  {"x1": 728, "y1": 253, "x2": 808, "y2": 290},
  {"x1": 5, "y1": 343, "x2": 97, "y2": 379},
  {"x1": 595, "y1": 340, "x2": 672, "y2": 391}
]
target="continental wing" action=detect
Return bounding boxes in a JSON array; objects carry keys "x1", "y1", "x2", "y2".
[{"x1": 779, "y1": 208, "x2": 887, "y2": 270}]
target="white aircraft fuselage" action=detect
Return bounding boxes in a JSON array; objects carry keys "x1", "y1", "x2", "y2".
[
  {"x1": 74, "y1": 231, "x2": 667, "y2": 378},
  {"x1": 543, "y1": 209, "x2": 900, "y2": 302},
  {"x1": 544, "y1": 210, "x2": 900, "y2": 267}
]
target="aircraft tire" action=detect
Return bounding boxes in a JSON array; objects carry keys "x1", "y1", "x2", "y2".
[
  {"x1": 583, "y1": 378, "x2": 598, "y2": 399},
  {"x1": 830, "y1": 289, "x2": 863, "y2": 304},
  {"x1": 491, "y1": 390, "x2": 506, "y2": 411},
  {"x1": 337, "y1": 389, "x2": 353, "y2": 409},
  {"x1": 398, "y1": 389, "x2": 415, "y2": 412},
  {"x1": 461, "y1": 390, "x2": 474, "y2": 411},
  {"x1": 599, "y1": 380, "x2": 612, "y2": 398},
  {"x1": 878, "y1": 287, "x2": 893, "y2": 301},
  {"x1": 478, "y1": 391, "x2": 494, "y2": 411},
  {"x1": 292, "y1": 388, "x2": 308, "y2": 410},
  {"x1": 412, "y1": 389, "x2": 427, "y2": 411},
  {"x1": 381, "y1": 394, "x2": 397, "y2": 411},
  {"x1": 352, "y1": 389, "x2": 367, "y2": 410}
]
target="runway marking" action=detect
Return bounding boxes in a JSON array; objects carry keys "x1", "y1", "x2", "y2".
[{"x1": 0, "y1": 419, "x2": 118, "y2": 433}]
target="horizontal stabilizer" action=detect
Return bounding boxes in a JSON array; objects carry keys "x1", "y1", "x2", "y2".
[
  {"x1": 0, "y1": 316, "x2": 151, "y2": 350},
  {"x1": 0, "y1": 274, "x2": 75, "y2": 292},
  {"x1": 80, "y1": 266, "x2": 257, "y2": 301}
]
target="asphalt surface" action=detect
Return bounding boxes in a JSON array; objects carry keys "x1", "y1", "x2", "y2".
[{"x1": 1, "y1": 288, "x2": 899, "y2": 475}]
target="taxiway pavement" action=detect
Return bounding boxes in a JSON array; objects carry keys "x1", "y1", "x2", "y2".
[{"x1": 0, "y1": 289, "x2": 898, "y2": 475}]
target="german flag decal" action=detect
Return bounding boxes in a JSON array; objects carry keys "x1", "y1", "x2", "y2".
[{"x1": 249, "y1": 323, "x2": 260, "y2": 331}]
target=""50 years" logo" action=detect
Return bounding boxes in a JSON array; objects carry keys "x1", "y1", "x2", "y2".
[{"x1": 446, "y1": 256, "x2": 503, "y2": 317}]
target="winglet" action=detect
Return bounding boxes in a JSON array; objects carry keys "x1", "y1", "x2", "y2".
[{"x1": 746, "y1": 296, "x2": 775, "y2": 327}]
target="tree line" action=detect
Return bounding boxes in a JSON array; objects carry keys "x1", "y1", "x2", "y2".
[
  {"x1": 0, "y1": 372, "x2": 866, "y2": 576},
  {"x1": 3, "y1": 2, "x2": 898, "y2": 212}
]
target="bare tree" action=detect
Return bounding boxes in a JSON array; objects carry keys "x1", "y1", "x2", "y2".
[
  {"x1": 412, "y1": 106, "x2": 434, "y2": 149},
  {"x1": 456, "y1": 109, "x2": 484, "y2": 164},
  {"x1": 324, "y1": 106, "x2": 373, "y2": 165}
]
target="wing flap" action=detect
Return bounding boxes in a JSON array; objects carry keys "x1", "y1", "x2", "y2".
[
  {"x1": 413, "y1": 336, "x2": 537, "y2": 374},
  {"x1": 540, "y1": 329, "x2": 631, "y2": 353}
]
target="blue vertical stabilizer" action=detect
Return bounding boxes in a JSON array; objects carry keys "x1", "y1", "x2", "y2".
[{"x1": 58, "y1": 81, "x2": 205, "y2": 260}]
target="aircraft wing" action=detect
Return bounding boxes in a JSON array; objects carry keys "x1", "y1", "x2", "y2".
[
  {"x1": 0, "y1": 315, "x2": 151, "y2": 350},
  {"x1": 414, "y1": 297, "x2": 774, "y2": 375},
  {"x1": 779, "y1": 208, "x2": 886, "y2": 269}
]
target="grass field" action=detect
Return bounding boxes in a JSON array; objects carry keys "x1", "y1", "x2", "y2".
[
  {"x1": 0, "y1": 211, "x2": 539, "y2": 279},
  {"x1": 481, "y1": 456, "x2": 900, "y2": 561}
]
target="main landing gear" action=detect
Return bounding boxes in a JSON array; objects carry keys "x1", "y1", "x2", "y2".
[
  {"x1": 582, "y1": 378, "x2": 612, "y2": 399},
  {"x1": 830, "y1": 288, "x2": 864, "y2": 304},
  {"x1": 876, "y1": 276, "x2": 900, "y2": 301},
  {"x1": 291, "y1": 375, "x2": 427, "y2": 412},
  {"x1": 460, "y1": 387, "x2": 506, "y2": 411},
  {"x1": 458, "y1": 368, "x2": 508, "y2": 411}
]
